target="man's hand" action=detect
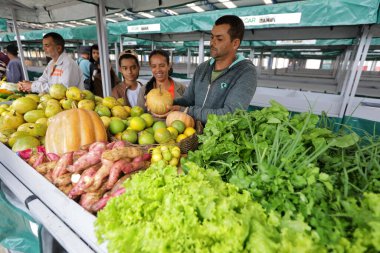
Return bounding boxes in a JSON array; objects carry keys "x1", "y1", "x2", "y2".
[{"x1": 18, "y1": 81, "x2": 32, "y2": 92}]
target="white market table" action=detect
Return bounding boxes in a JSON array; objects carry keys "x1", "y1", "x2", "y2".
[{"x1": 0, "y1": 143, "x2": 107, "y2": 253}]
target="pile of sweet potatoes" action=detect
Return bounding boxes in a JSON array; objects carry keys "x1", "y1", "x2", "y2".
[{"x1": 19, "y1": 141, "x2": 150, "y2": 213}]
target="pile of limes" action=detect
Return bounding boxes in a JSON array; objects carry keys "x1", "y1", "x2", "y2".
[{"x1": 151, "y1": 145, "x2": 181, "y2": 166}]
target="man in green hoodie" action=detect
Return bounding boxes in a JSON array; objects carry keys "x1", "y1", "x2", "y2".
[{"x1": 173, "y1": 15, "x2": 257, "y2": 124}]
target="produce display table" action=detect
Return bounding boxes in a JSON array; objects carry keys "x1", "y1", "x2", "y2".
[{"x1": 0, "y1": 143, "x2": 107, "y2": 253}]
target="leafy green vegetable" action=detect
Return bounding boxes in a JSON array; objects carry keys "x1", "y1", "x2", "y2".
[{"x1": 95, "y1": 161, "x2": 320, "y2": 253}]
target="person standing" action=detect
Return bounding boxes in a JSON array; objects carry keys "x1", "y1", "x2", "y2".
[
  {"x1": 89, "y1": 44, "x2": 119, "y2": 97},
  {"x1": 5, "y1": 44, "x2": 24, "y2": 83},
  {"x1": 76, "y1": 45, "x2": 92, "y2": 90},
  {"x1": 0, "y1": 51, "x2": 9, "y2": 81},
  {"x1": 112, "y1": 50, "x2": 143, "y2": 107},
  {"x1": 18, "y1": 32, "x2": 83, "y2": 93},
  {"x1": 173, "y1": 15, "x2": 257, "y2": 124},
  {"x1": 137, "y1": 49, "x2": 186, "y2": 111}
]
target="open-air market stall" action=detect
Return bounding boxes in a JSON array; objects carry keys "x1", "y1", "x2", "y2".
[{"x1": 107, "y1": 0, "x2": 380, "y2": 120}]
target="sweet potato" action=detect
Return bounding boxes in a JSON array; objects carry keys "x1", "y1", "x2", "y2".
[
  {"x1": 46, "y1": 153, "x2": 60, "y2": 162},
  {"x1": 36, "y1": 161, "x2": 57, "y2": 174},
  {"x1": 68, "y1": 165, "x2": 99, "y2": 199},
  {"x1": 55, "y1": 173, "x2": 72, "y2": 187},
  {"x1": 86, "y1": 159, "x2": 113, "y2": 192},
  {"x1": 91, "y1": 196, "x2": 110, "y2": 213},
  {"x1": 112, "y1": 140, "x2": 126, "y2": 149},
  {"x1": 101, "y1": 147, "x2": 142, "y2": 161},
  {"x1": 52, "y1": 152, "x2": 73, "y2": 181},
  {"x1": 59, "y1": 184, "x2": 74, "y2": 195},
  {"x1": 106, "y1": 159, "x2": 130, "y2": 189},
  {"x1": 32, "y1": 152, "x2": 46, "y2": 169},
  {"x1": 44, "y1": 170, "x2": 53, "y2": 183},
  {"x1": 70, "y1": 150, "x2": 103, "y2": 173}
]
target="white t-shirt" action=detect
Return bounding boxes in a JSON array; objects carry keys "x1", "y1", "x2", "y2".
[{"x1": 127, "y1": 84, "x2": 141, "y2": 107}]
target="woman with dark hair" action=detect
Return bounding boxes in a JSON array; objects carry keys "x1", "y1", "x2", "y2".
[
  {"x1": 112, "y1": 50, "x2": 143, "y2": 107},
  {"x1": 136, "y1": 49, "x2": 185, "y2": 110},
  {"x1": 89, "y1": 44, "x2": 119, "y2": 96}
]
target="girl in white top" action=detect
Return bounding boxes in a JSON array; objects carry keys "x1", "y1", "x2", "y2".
[{"x1": 112, "y1": 50, "x2": 142, "y2": 107}]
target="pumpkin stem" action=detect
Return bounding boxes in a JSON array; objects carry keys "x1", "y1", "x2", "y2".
[{"x1": 71, "y1": 101, "x2": 77, "y2": 109}]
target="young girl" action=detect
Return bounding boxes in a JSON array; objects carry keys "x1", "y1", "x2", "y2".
[
  {"x1": 136, "y1": 49, "x2": 186, "y2": 111},
  {"x1": 112, "y1": 50, "x2": 142, "y2": 107}
]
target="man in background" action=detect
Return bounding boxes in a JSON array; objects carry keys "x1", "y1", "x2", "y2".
[
  {"x1": 77, "y1": 45, "x2": 91, "y2": 90},
  {"x1": 5, "y1": 44, "x2": 24, "y2": 83},
  {"x1": 18, "y1": 32, "x2": 83, "y2": 93},
  {"x1": 0, "y1": 51, "x2": 9, "y2": 81}
]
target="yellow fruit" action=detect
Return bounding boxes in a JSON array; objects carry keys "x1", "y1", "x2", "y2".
[
  {"x1": 130, "y1": 106, "x2": 144, "y2": 117},
  {"x1": 66, "y1": 86, "x2": 83, "y2": 101},
  {"x1": 176, "y1": 134, "x2": 188, "y2": 143},
  {"x1": 183, "y1": 127, "x2": 196, "y2": 137},
  {"x1": 25, "y1": 94, "x2": 40, "y2": 103},
  {"x1": 78, "y1": 99, "x2": 95, "y2": 111},
  {"x1": 117, "y1": 98, "x2": 125, "y2": 105},
  {"x1": 171, "y1": 146, "x2": 181, "y2": 158},
  {"x1": 103, "y1": 96, "x2": 119, "y2": 109},
  {"x1": 151, "y1": 153, "x2": 163, "y2": 163},
  {"x1": 100, "y1": 116, "x2": 112, "y2": 128},
  {"x1": 171, "y1": 120, "x2": 186, "y2": 134},
  {"x1": 124, "y1": 106, "x2": 131, "y2": 114},
  {"x1": 167, "y1": 127, "x2": 178, "y2": 139},
  {"x1": 129, "y1": 117, "x2": 146, "y2": 132},
  {"x1": 140, "y1": 113, "x2": 154, "y2": 127},
  {"x1": 111, "y1": 105, "x2": 129, "y2": 119},
  {"x1": 49, "y1": 84, "x2": 67, "y2": 100},
  {"x1": 11, "y1": 97, "x2": 37, "y2": 114},
  {"x1": 169, "y1": 157, "x2": 179, "y2": 166},
  {"x1": 154, "y1": 128, "x2": 172, "y2": 144},
  {"x1": 109, "y1": 119, "x2": 126, "y2": 134}
]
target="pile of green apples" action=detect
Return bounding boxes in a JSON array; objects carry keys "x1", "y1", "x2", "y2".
[{"x1": 0, "y1": 83, "x2": 129, "y2": 152}]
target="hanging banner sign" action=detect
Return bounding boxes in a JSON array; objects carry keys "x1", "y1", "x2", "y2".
[
  {"x1": 124, "y1": 41, "x2": 138, "y2": 45},
  {"x1": 127, "y1": 24, "x2": 160, "y2": 33},
  {"x1": 276, "y1": 40, "x2": 317, "y2": 45},
  {"x1": 13, "y1": 35, "x2": 25, "y2": 40},
  {"x1": 241, "y1": 13, "x2": 302, "y2": 26}
]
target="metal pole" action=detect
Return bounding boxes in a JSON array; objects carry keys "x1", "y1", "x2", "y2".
[
  {"x1": 339, "y1": 25, "x2": 371, "y2": 118},
  {"x1": 249, "y1": 48, "x2": 254, "y2": 62},
  {"x1": 119, "y1": 36, "x2": 123, "y2": 52},
  {"x1": 82, "y1": 40, "x2": 85, "y2": 46},
  {"x1": 114, "y1": 42, "x2": 119, "y2": 75},
  {"x1": 186, "y1": 48, "x2": 191, "y2": 78},
  {"x1": 198, "y1": 33, "x2": 204, "y2": 64},
  {"x1": 11, "y1": 9, "x2": 29, "y2": 81},
  {"x1": 95, "y1": 3, "x2": 112, "y2": 97}
]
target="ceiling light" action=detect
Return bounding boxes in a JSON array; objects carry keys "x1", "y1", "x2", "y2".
[
  {"x1": 186, "y1": 3, "x2": 205, "y2": 12},
  {"x1": 218, "y1": 0, "x2": 237, "y2": 8},
  {"x1": 106, "y1": 18, "x2": 118, "y2": 23},
  {"x1": 164, "y1": 9, "x2": 178, "y2": 15},
  {"x1": 138, "y1": 12, "x2": 155, "y2": 18},
  {"x1": 115, "y1": 14, "x2": 133, "y2": 20},
  {"x1": 263, "y1": 0, "x2": 272, "y2": 4},
  {"x1": 85, "y1": 19, "x2": 97, "y2": 24},
  {"x1": 84, "y1": 20, "x2": 94, "y2": 25},
  {"x1": 58, "y1": 22, "x2": 76, "y2": 27}
]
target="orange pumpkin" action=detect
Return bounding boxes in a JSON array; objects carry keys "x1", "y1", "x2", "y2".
[
  {"x1": 45, "y1": 109, "x2": 107, "y2": 155},
  {"x1": 146, "y1": 88, "x2": 173, "y2": 115},
  {"x1": 166, "y1": 111, "x2": 195, "y2": 128}
]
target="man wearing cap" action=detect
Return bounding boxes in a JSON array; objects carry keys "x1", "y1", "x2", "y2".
[
  {"x1": 18, "y1": 32, "x2": 83, "y2": 93},
  {"x1": 5, "y1": 44, "x2": 24, "y2": 83},
  {"x1": 77, "y1": 45, "x2": 92, "y2": 90}
]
